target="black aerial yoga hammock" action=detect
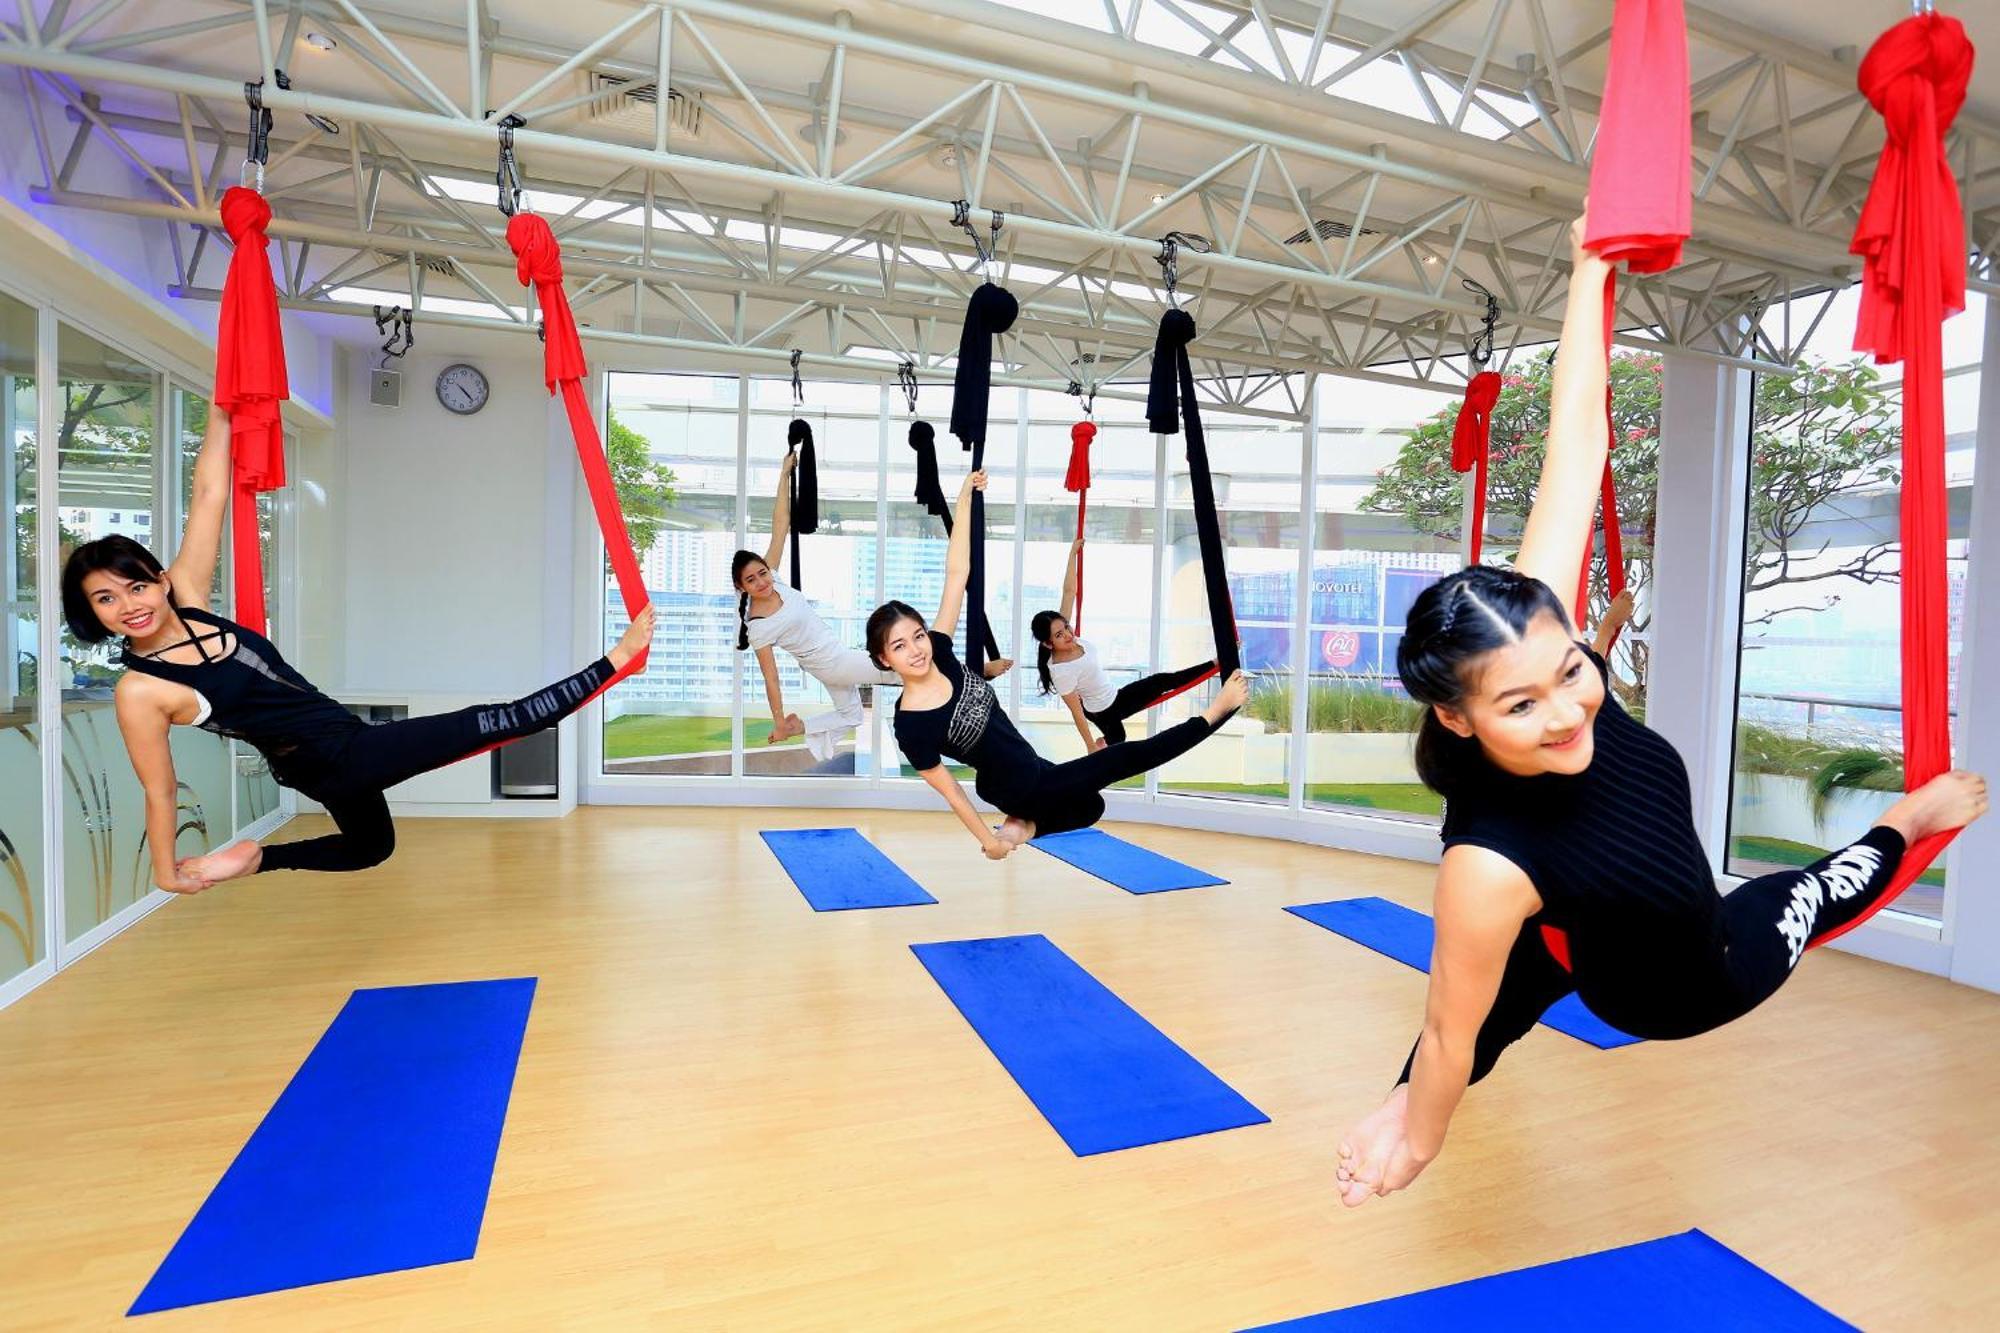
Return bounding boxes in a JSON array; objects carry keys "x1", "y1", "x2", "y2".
[
  {"x1": 1143, "y1": 306, "x2": 1240, "y2": 700},
  {"x1": 948, "y1": 281, "x2": 1019, "y2": 678},
  {"x1": 909, "y1": 419, "x2": 1001, "y2": 661},
  {"x1": 786, "y1": 417, "x2": 819, "y2": 591}
]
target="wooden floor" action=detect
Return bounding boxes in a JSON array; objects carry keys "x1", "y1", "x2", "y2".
[{"x1": 3, "y1": 807, "x2": 1998, "y2": 1331}]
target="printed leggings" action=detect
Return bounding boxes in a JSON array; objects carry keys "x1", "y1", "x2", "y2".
[
  {"x1": 1084, "y1": 662, "x2": 1218, "y2": 744},
  {"x1": 259, "y1": 658, "x2": 613, "y2": 874},
  {"x1": 1397, "y1": 826, "x2": 1907, "y2": 1086}
]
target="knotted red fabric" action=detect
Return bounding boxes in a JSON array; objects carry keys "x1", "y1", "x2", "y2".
[
  {"x1": 1814, "y1": 13, "x2": 1974, "y2": 946},
  {"x1": 507, "y1": 212, "x2": 651, "y2": 699},
  {"x1": 213, "y1": 186, "x2": 289, "y2": 636},
  {"x1": 1065, "y1": 419, "x2": 1096, "y2": 633},
  {"x1": 1578, "y1": 0, "x2": 1688, "y2": 648},
  {"x1": 1450, "y1": 370, "x2": 1500, "y2": 563}
]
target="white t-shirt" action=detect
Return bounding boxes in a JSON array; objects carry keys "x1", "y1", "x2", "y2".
[
  {"x1": 1047, "y1": 640, "x2": 1116, "y2": 712},
  {"x1": 744, "y1": 580, "x2": 845, "y2": 674}
]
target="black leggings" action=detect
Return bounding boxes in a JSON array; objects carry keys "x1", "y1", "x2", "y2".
[
  {"x1": 259, "y1": 658, "x2": 613, "y2": 874},
  {"x1": 1084, "y1": 662, "x2": 1217, "y2": 744},
  {"x1": 1005, "y1": 714, "x2": 1220, "y2": 837},
  {"x1": 1397, "y1": 826, "x2": 1907, "y2": 1086}
]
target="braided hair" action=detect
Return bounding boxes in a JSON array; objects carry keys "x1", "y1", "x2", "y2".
[
  {"x1": 731, "y1": 549, "x2": 767, "y2": 651},
  {"x1": 1397, "y1": 564, "x2": 1569, "y2": 796}
]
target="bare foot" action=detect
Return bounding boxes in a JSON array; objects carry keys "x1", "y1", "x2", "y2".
[
  {"x1": 609, "y1": 604, "x2": 657, "y2": 671},
  {"x1": 181, "y1": 839, "x2": 263, "y2": 884},
  {"x1": 1336, "y1": 1084, "x2": 1408, "y2": 1209},
  {"x1": 767, "y1": 714, "x2": 804, "y2": 744},
  {"x1": 983, "y1": 657, "x2": 1015, "y2": 681},
  {"x1": 1203, "y1": 670, "x2": 1250, "y2": 727},
  {"x1": 1879, "y1": 770, "x2": 1989, "y2": 844},
  {"x1": 995, "y1": 816, "x2": 1035, "y2": 847}
]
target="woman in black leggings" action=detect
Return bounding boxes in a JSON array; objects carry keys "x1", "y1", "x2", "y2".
[
  {"x1": 870, "y1": 470, "x2": 1247, "y2": 861},
  {"x1": 1334, "y1": 212, "x2": 1988, "y2": 1208},
  {"x1": 62, "y1": 409, "x2": 654, "y2": 892}
]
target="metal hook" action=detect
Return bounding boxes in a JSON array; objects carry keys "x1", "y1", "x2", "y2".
[
  {"x1": 373, "y1": 305, "x2": 413, "y2": 362},
  {"x1": 790, "y1": 348, "x2": 805, "y2": 406},
  {"x1": 1156, "y1": 231, "x2": 1211, "y2": 307},
  {"x1": 241, "y1": 77, "x2": 272, "y2": 191},
  {"x1": 1461, "y1": 277, "x2": 1501, "y2": 368},
  {"x1": 494, "y1": 114, "x2": 527, "y2": 217},
  {"x1": 1067, "y1": 378, "x2": 1095, "y2": 418},
  {"x1": 896, "y1": 361, "x2": 919, "y2": 414},
  {"x1": 949, "y1": 199, "x2": 1003, "y2": 273},
  {"x1": 1911, "y1": 0, "x2": 1936, "y2": 15}
]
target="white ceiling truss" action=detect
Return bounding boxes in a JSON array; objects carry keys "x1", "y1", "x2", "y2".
[{"x1": 1, "y1": 0, "x2": 1995, "y2": 420}]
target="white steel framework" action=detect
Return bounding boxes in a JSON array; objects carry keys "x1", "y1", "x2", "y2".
[{"x1": 1, "y1": 0, "x2": 1995, "y2": 405}]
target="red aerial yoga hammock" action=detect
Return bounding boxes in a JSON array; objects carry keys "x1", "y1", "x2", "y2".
[
  {"x1": 489, "y1": 211, "x2": 651, "y2": 753},
  {"x1": 1810, "y1": 11, "x2": 1974, "y2": 946},
  {"x1": 213, "y1": 185, "x2": 289, "y2": 636},
  {"x1": 1450, "y1": 369, "x2": 1501, "y2": 563},
  {"x1": 1064, "y1": 418, "x2": 1094, "y2": 633},
  {"x1": 1575, "y1": 0, "x2": 1689, "y2": 647}
]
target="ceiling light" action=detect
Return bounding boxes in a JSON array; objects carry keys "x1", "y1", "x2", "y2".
[
  {"x1": 1422, "y1": 254, "x2": 1439, "y2": 265},
  {"x1": 1151, "y1": 193, "x2": 1169, "y2": 205},
  {"x1": 303, "y1": 32, "x2": 337, "y2": 52}
]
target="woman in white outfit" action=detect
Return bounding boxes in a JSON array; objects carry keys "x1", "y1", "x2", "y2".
[
  {"x1": 736, "y1": 453, "x2": 1010, "y2": 761},
  {"x1": 1032, "y1": 537, "x2": 1215, "y2": 751}
]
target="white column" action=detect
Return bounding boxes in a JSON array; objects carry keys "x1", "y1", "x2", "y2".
[
  {"x1": 1946, "y1": 298, "x2": 2000, "y2": 993},
  {"x1": 1289, "y1": 376, "x2": 1318, "y2": 812},
  {"x1": 1645, "y1": 352, "x2": 1753, "y2": 870}
]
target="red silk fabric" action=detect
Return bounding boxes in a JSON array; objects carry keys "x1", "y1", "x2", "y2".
[
  {"x1": 213, "y1": 186, "x2": 289, "y2": 635},
  {"x1": 1813, "y1": 14, "x2": 1974, "y2": 945},
  {"x1": 1450, "y1": 371, "x2": 1501, "y2": 563},
  {"x1": 1066, "y1": 419, "x2": 1095, "y2": 633},
  {"x1": 507, "y1": 212, "x2": 652, "y2": 705},
  {"x1": 1578, "y1": 0, "x2": 1687, "y2": 646}
]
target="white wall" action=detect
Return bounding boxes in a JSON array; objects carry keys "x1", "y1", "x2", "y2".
[{"x1": 327, "y1": 340, "x2": 578, "y2": 696}]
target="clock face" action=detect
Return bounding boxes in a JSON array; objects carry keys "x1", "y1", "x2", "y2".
[{"x1": 436, "y1": 363, "x2": 489, "y2": 415}]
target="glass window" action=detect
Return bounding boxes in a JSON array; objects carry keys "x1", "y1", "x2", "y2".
[
  {"x1": 1015, "y1": 389, "x2": 1159, "y2": 776},
  {"x1": 600, "y1": 371, "x2": 738, "y2": 776},
  {"x1": 1311, "y1": 376, "x2": 1462, "y2": 821},
  {"x1": 57, "y1": 323, "x2": 164, "y2": 941},
  {"x1": 744, "y1": 378, "x2": 883, "y2": 777},
  {"x1": 1727, "y1": 290, "x2": 1985, "y2": 924},
  {"x1": 1157, "y1": 407, "x2": 1303, "y2": 803},
  {"x1": 1, "y1": 292, "x2": 43, "y2": 986},
  {"x1": 884, "y1": 391, "x2": 1019, "y2": 781}
]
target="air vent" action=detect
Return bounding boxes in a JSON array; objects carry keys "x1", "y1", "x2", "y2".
[
  {"x1": 378, "y1": 250, "x2": 455, "y2": 276},
  {"x1": 585, "y1": 72, "x2": 704, "y2": 136},
  {"x1": 1284, "y1": 218, "x2": 1375, "y2": 244}
]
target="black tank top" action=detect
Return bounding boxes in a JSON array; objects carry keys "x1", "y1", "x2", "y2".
[
  {"x1": 120, "y1": 605, "x2": 364, "y2": 789},
  {"x1": 1439, "y1": 647, "x2": 1724, "y2": 1037}
]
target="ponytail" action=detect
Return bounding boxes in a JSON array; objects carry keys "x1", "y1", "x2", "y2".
[
  {"x1": 1029, "y1": 609, "x2": 1061, "y2": 696},
  {"x1": 736, "y1": 591, "x2": 751, "y2": 651}
]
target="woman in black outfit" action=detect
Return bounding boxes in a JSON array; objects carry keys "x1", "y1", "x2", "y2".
[
  {"x1": 62, "y1": 408, "x2": 655, "y2": 893},
  {"x1": 869, "y1": 470, "x2": 1248, "y2": 861},
  {"x1": 1334, "y1": 213, "x2": 1988, "y2": 1208}
]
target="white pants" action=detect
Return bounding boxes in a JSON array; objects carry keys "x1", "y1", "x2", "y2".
[{"x1": 801, "y1": 649, "x2": 901, "y2": 739}]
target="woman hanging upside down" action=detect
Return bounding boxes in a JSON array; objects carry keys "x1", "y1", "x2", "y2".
[
  {"x1": 63, "y1": 408, "x2": 655, "y2": 892},
  {"x1": 736, "y1": 451, "x2": 1009, "y2": 762},
  {"x1": 1032, "y1": 536, "x2": 1215, "y2": 751},
  {"x1": 1334, "y1": 213, "x2": 1988, "y2": 1208},
  {"x1": 872, "y1": 470, "x2": 1248, "y2": 861}
]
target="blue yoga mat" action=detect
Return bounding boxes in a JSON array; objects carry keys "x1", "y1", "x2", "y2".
[
  {"x1": 761, "y1": 828, "x2": 937, "y2": 910},
  {"x1": 1243, "y1": 1229, "x2": 1855, "y2": 1331},
  {"x1": 1031, "y1": 827, "x2": 1228, "y2": 894},
  {"x1": 1286, "y1": 897, "x2": 1639, "y2": 1049},
  {"x1": 130, "y1": 978, "x2": 538, "y2": 1315},
  {"x1": 912, "y1": 935, "x2": 1267, "y2": 1156}
]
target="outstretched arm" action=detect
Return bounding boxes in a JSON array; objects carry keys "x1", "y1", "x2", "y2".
[
  {"x1": 115, "y1": 680, "x2": 209, "y2": 894},
  {"x1": 755, "y1": 646, "x2": 786, "y2": 724},
  {"x1": 918, "y1": 764, "x2": 1005, "y2": 858},
  {"x1": 762, "y1": 451, "x2": 798, "y2": 570},
  {"x1": 166, "y1": 408, "x2": 231, "y2": 613},
  {"x1": 1058, "y1": 537, "x2": 1083, "y2": 622},
  {"x1": 1513, "y1": 215, "x2": 1614, "y2": 625},
  {"x1": 1063, "y1": 691, "x2": 1100, "y2": 751},
  {"x1": 932, "y1": 470, "x2": 986, "y2": 635}
]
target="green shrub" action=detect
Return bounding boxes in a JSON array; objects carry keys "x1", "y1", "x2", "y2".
[{"x1": 1246, "y1": 677, "x2": 1424, "y2": 733}]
